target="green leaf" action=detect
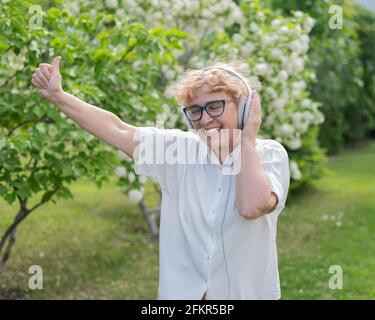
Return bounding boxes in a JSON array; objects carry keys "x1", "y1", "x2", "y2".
[
  {"x1": 42, "y1": 190, "x2": 55, "y2": 203},
  {"x1": 4, "y1": 192, "x2": 16, "y2": 205}
]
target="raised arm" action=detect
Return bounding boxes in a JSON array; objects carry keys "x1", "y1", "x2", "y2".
[{"x1": 31, "y1": 56, "x2": 139, "y2": 160}]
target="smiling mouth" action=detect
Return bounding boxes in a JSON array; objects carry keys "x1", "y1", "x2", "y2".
[{"x1": 203, "y1": 127, "x2": 222, "y2": 133}]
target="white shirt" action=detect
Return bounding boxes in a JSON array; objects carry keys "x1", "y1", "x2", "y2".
[{"x1": 134, "y1": 127, "x2": 290, "y2": 300}]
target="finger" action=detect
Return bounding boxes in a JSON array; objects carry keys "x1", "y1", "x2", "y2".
[
  {"x1": 36, "y1": 75, "x2": 48, "y2": 88},
  {"x1": 251, "y1": 90, "x2": 259, "y2": 107},
  {"x1": 32, "y1": 78, "x2": 44, "y2": 89},
  {"x1": 51, "y1": 56, "x2": 61, "y2": 73},
  {"x1": 246, "y1": 92, "x2": 261, "y2": 128},
  {"x1": 32, "y1": 72, "x2": 45, "y2": 88},
  {"x1": 33, "y1": 70, "x2": 47, "y2": 87},
  {"x1": 39, "y1": 64, "x2": 51, "y2": 80},
  {"x1": 250, "y1": 91, "x2": 261, "y2": 114},
  {"x1": 39, "y1": 63, "x2": 52, "y2": 69},
  {"x1": 36, "y1": 69, "x2": 49, "y2": 87}
]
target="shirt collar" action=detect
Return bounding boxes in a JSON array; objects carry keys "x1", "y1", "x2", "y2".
[
  {"x1": 194, "y1": 138, "x2": 239, "y2": 176},
  {"x1": 195, "y1": 133, "x2": 259, "y2": 168}
]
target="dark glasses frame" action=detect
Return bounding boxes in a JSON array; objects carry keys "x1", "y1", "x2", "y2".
[{"x1": 183, "y1": 99, "x2": 233, "y2": 122}]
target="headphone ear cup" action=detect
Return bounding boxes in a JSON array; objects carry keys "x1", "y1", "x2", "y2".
[
  {"x1": 237, "y1": 96, "x2": 247, "y2": 129},
  {"x1": 237, "y1": 93, "x2": 252, "y2": 129}
]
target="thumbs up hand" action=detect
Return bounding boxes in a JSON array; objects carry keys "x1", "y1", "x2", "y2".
[{"x1": 32, "y1": 56, "x2": 63, "y2": 99}]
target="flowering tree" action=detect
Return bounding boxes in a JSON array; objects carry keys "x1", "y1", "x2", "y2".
[
  {"x1": 266, "y1": 0, "x2": 375, "y2": 153},
  {"x1": 0, "y1": 0, "x2": 183, "y2": 271}
]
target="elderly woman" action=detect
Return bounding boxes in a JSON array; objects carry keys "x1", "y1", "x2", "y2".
[{"x1": 32, "y1": 57, "x2": 290, "y2": 300}]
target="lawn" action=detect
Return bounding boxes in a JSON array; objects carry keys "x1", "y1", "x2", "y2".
[{"x1": 0, "y1": 141, "x2": 374, "y2": 299}]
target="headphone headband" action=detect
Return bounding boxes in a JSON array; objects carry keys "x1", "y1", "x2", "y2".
[{"x1": 201, "y1": 66, "x2": 252, "y2": 100}]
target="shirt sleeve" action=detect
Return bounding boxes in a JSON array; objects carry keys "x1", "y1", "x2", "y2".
[
  {"x1": 258, "y1": 140, "x2": 290, "y2": 215},
  {"x1": 133, "y1": 127, "x2": 181, "y2": 189}
]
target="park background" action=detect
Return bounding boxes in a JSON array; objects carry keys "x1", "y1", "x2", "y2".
[{"x1": 0, "y1": 0, "x2": 374, "y2": 299}]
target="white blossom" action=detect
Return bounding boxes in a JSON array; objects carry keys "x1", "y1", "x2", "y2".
[
  {"x1": 271, "y1": 48, "x2": 282, "y2": 58},
  {"x1": 292, "y1": 80, "x2": 306, "y2": 95},
  {"x1": 130, "y1": 82, "x2": 138, "y2": 91},
  {"x1": 122, "y1": 0, "x2": 135, "y2": 6},
  {"x1": 67, "y1": 2, "x2": 80, "y2": 16},
  {"x1": 262, "y1": 35, "x2": 276, "y2": 46},
  {"x1": 294, "y1": 11, "x2": 304, "y2": 18},
  {"x1": 280, "y1": 25, "x2": 289, "y2": 34},
  {"x1": 202, "y1": 9, "x2": 212, "y2": 19},
  {"x1": 186, "y1": 1, "x2": 199, "y2": 12},
  {"x1": 295, "y1": 122, "x2": 309, "y2": 133},
  {"x1": 266, "y1": 87, "x2": 277, "y2": 99},
  {"x1": 106, "y1": 0, "x2": 118, "y2": 9},
  {"x1": 294, "y1": 25, "x2": 302, "y2": 36},
  {"x1": 291, "y1": 112, "x2": 303, "y2": 124},
  {"x1": 301, "y1": 99, "x2": 311, "y2": 108},
  {"x1": 254, "y1": 63, "x2": 272, "y2": 77},
  {"x1": 304, "y1": 16, "x2": 315, "y2": 33},
  {"x1": 114, "y1": 166, "x2": 126, "y2": 177},
  {"x1": 242, "y1": 42, "x2": 255, "y2": 55},
  {"x1": 116, "y1": 8, "x2": 125, "y2": 17},
  {"x1": 30, "y1": 40, "x2": 40, "y2": 55},
  {"x1": 139, "y1": 175, "x2": 148, "y2": 184},
  {"x1": 290, "y1": 161, "x2": 302, "y2": 180},
  {"x1": 279, "y1": 123, "x2": 294, "y2": 136},
  {"x1": 278, "y1": 70, "x2": 289, "y2": 81},
  {"x1": 128, "y1": 189, "x2": 143, "y2": 203},
  {"x1": 314, "y1": 111, "x2": 325, "y2": 124},
  {"x1": 232, "y1": 33, "x2": 243, "y2": 43},
  {"x1": 128, "y1": 172, "x2": 136, "y2": 183},
  {"x1": 250, "y1": 22, "x2": 260, "y2": 34},
  {"x1": 271, "y1": 19, "x2": 281, "y2": 28},
  {"x1": 285, "y1": 56, "x2": 304, "y2": 74},
  {"x1": 287, "y1": 138, "x2": 302, "y2": 150},
  {"x1": 198, "y1": 19, "x2": 209, "y2": 28},
  {"x1": 289, "y1": 40, "x2": 302, "y2": 53},
  {"x1": 153, "y1": 11, "x2": 162, "y2": 20},
  {"x1": 232, "y1": 7, "x2": 243, "y2": 22},
  {"x1": 273, "y1": 98, "x2": 287, "y2": 109}
]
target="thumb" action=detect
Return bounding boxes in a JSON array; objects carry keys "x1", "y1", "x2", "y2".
[{"x1": 51, "y1": 56, "x2": 61, "y2": 73}]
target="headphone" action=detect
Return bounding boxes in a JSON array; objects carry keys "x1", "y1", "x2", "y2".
[{"x1": 181, "y1": 66, "x2": 253, "y2": 130}]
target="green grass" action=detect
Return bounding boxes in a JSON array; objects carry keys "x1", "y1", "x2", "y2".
[
  {"x1": 1, "y1": 141, "x2": 374, "y2": 299},
  {"x1": 278, "y1": 140, "x2": 375, "y2": 299},
  {"x1": 0, "y1": 177, "x2": 159, "y2": 299}
]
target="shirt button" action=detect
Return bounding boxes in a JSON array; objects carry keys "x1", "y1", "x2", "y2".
[
  {"x1": 206, "y1": 256, "x2": 211, "y2": 261},
  {"x1": 210, "y1": 233, "x2": 214, "y2": 238},
  {"x1": 218, "y1": 187, "x2": 222, "y2": 192}
]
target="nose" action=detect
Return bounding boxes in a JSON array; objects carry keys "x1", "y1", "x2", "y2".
[{"x1": 198, "y1": 109, "x2": 214, "y2": 127}]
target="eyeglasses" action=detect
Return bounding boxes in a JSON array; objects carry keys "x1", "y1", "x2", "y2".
[{"x1": 183, "y1": 99, "x2": 232, "y2": 122}]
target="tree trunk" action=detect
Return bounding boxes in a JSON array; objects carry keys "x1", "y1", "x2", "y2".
[
  {"x1": 0, "y1": 228, "x2": 17, "y2": 274},
  {"x1": 0, "y1": 205, "x2": 29, "y2": 275},
  {"x1": 138, "y1": 198, "x2": 159, "y2": 238}
]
